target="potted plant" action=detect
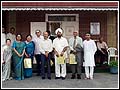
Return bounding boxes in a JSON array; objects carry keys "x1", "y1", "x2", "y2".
[{"x1": 109, "y1": 59, "x2": 118, "y2": 74}]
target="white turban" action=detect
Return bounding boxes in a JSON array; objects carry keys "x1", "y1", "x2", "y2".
[{"x1": 55, "y1": 28, "x2": 63, "y2": 34}]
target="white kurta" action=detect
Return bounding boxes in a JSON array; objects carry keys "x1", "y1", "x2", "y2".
[
  {"x1": 53, "y1": 37, "x2": 68, "y2": 54},
  {"x1": 2, "y1": 33, "x2": 6, "y2": 46},
  {"x1": 83, "y1": 39, "x2": 97, "y2": 66}
]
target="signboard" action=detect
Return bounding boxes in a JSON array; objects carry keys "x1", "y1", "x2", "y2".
[{"x1": 90, "y1": 22, "x2": 100, "y2": 35}]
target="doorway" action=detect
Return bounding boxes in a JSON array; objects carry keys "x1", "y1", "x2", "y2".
[{"x1": 46, "y1": 14, "x2": 79, "y2": 39}]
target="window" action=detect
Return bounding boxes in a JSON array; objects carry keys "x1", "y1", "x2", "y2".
[
  {"x1": 48, "y1": 16, "x2": 76, "y2": 21},
  {"x1": 46, "y1": 14, "x2": 79, "y2": 22}
]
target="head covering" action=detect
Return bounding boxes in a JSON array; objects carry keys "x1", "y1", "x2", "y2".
[
  {"x1": 35, "y1": 29, "x2": 41, "y2": 33},
  {"x1": 55, "y1": 28, "x2": 63, "y2": 34}
]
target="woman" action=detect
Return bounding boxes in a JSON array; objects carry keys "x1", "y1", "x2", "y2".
[
  {"x1": 2, "y1": 39, "x2": 12, "y2": 81},
  {"x1": 12, "y1": 34, "x2": 26, "y2": 80},
  {"x1": 24, "y1": 35, "x2": 35, "y2": 78}
]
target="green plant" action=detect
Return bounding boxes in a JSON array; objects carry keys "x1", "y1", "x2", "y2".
[{"x1": 109, "y1": 60, "x2": 118, "y2": 67}]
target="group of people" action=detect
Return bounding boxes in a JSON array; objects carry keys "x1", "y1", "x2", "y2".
[{"x1": 2, "y1": 26, "x2": 108, "y2": 81}]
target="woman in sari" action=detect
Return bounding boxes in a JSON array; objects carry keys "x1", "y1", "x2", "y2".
[
  {"x1": 12, "y1": 34, "x2": 26, "y2": 80},
  {"x1": 24, "y1": 35, "x2": 35, "y2": 78},
  {"x1": 2, "y1": 39, "x2": 12, "y2": 81}
]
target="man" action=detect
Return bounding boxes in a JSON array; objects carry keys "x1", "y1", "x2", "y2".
[
  {"x1": 40, "y1": 32, "x2": 53, "y2": 79},
  {"x1": 83, "y1": 33, "x2": 97, "y2": 80},
  {"x1": 2, "y1": 26, "x2": 6, "y2": 46},
  {"x1": 69, "y1": 31, "x2": 83, "y2": 79},
  {"x1": 46, "y1": 30, "x2": 55, "y2": 66},
  {"x1": 6, "y1": 27, "x2": 16, "y2": 45},
  {"x1": 53, "y1": 28, "x2": 68, "y2": 80},
  {"x1": 46, "y1": 30, "x2": 55, "y2": 42},
  {"x1": 33, "y1": 30, "x2": 43, "y2": 76},
  {"x1": 97, "y1": 36, "x2": 108, "y2": 65}
]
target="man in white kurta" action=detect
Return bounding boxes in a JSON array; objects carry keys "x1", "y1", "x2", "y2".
[
  {"x1": 83, "y1": 33, "x2": 97, "y2": 79},
  {"x1": 2, "y1": 27, "x2": 6, "y2": 46},
  {"x1": 53, "y1": 28, "x2": 68, "y2": 80}
]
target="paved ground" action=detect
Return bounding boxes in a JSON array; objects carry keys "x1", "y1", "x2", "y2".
[{"x1": 2, "y1": 73, "x2": 118, "y2": 89}]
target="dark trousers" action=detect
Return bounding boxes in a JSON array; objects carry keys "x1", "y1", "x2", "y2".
[
  {"x1": 71, "y1": 52, "x2": 83, "y2": 75},
  {"x1": 71, "y1": 62, "x2": 82, "y2": 75},
  {"x1": 97, "y1": 49, "x2": 108, "y2": 64},
  {"x1": 35, "y1": 54, "x2": 41, "y2": 75},
  {"x1": 41, "y1": 54, "x2": 51, "y2": 78}
]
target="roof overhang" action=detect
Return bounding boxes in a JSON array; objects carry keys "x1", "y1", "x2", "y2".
[
  {"x1": 2, "y1": 2, "x2": 118, "y2": 11},
  {"x1": 2, "y1": 7, "x2": 118, "y2": 11}
]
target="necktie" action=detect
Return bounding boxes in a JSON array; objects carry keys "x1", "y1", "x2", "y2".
[{"x1": 73, "y1": 38, "x2": 76, "y2": 49}]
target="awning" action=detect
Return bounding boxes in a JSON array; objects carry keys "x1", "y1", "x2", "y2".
[
  {"x1": 2, "y1": 2, "x2": 118, "y2": 11},
  {"x1": 2, "y1": 7, "x2": 118, "y2": 11}
]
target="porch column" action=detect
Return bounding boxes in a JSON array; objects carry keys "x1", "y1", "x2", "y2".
[
  {"x1": 8, "y1": 11, "x2": 16, "y2": 33},
  {"x1": 107, "y1": 11, "x2": 117, "y2": 48}
]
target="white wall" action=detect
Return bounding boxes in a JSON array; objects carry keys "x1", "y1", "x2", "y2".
[{"x1": 30, "y1": 22, "x2": 46, "y2": 38}]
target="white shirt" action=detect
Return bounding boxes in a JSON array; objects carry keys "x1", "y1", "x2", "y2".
[
  {"x1": 97, "y1": 41, "x2": 108, "y2": 51},
  {"x1": 6, "y1": 33, "x2": 16, "y2": 45},
  {"x1": 69, "y1": 36, "x2": 83, "y2": 50},
  {"x1": 40, "y1": 38, "x2": 53, "y2": 54},
  {"x1": 53, "y1": 37, "x2": 68, "y2": 54},
  {"x1": 33, "y1": 35, "x2": 44, "y2": 54},
  {"x1": 2, "y1": 33, "x2": 6, "y2": 46}
]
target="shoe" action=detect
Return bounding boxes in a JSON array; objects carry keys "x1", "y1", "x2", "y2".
[
  {"x1": 2, "y1": 79, "x2": 5, "y2": 82},
  {"x1": 48, "y1": 77, "x2": 51, "y2": 80},
  {"x1": 61, "y1": 77, "x2": 65, "y2": 80},
  {"x1": 89, "y1": 77, "x2": 93, "y2": 80},
  {"x1": 71, "y1": 74, "x2": 76, "y2": 79},
  {"x1": 36, "y1": 73, "x2": 40, "y2": 76},
  {"x1": 8, "y1": 77, "x2": 13, "y2": 80},
  {"x1": 77, "y1": 74, "x2": 81, "y2": 79},
  {"x1": 15, "y1": 77, "x2": 23, "y2": 80},
  {"x1": 42, "y1": 77, "x2": 45, "y2": 79},
  {"x1": 55, "y1": 77, "x2": 61, "y2": 79},
  {"x1": 84, "y1": 77, "x2": 89, "y2": 80},
  {"x1": 103, "y1": 61, "x2": 107, "y2": 65}
]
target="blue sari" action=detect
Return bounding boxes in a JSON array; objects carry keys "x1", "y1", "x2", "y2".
[
  {"x1": 24, "y1": 41, "x2": 35, "y2": 78},
  {"x1": 12, "y1": 41, "x2": 26, "y2": 80}
]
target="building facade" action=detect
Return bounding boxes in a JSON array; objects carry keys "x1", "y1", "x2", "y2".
[{"x1": 2, "y1": 1, "x2": 118, "y2": 48}]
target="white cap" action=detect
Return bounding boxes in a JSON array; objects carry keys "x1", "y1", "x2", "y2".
[
  {"x1": 55, "y1": 28, "x2": 63, "y2": 34},
  {"x1": 35, "y1": 29, "x2": 41, "y2": 33}
]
